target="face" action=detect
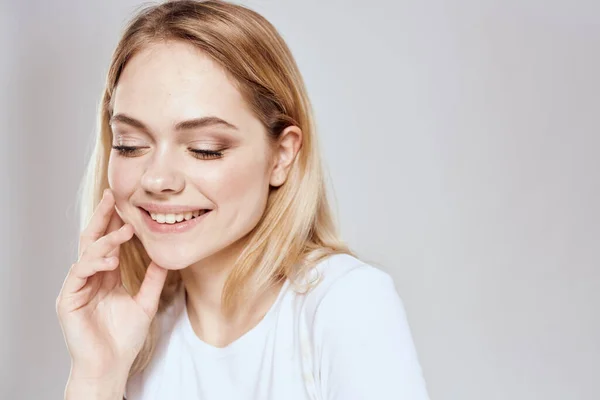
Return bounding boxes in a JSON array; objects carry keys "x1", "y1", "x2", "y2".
[{"x1": 107, "y1": 41, "x2": 294, "y2": 270}]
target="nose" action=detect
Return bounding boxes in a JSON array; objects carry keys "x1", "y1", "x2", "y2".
[{"x1": 140, "y1": 149, "x2": 185, "y2": 195}]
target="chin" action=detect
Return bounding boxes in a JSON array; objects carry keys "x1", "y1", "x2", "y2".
[
  {"x1": 149, "y1": 256, "x2": 193, "y2": 271},
  {"x1": 136, "y1": 240, "x2": 204, "y2": 270},
  {"x1": 132, "y1": 222, "x2": 253, "y2": 271}
]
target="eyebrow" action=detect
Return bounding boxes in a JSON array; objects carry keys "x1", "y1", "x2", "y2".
[{"x1": 109, "y1": 113, "x2": 239, "y2": 132}]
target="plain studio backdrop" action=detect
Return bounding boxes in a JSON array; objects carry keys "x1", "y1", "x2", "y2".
[{"x1": 1, "y1": 0, "x2": 598, "y2": 399}]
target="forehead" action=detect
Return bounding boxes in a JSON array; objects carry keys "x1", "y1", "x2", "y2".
[{"x1": 111, "y1": 41, "x2": 255, "y2": 130}]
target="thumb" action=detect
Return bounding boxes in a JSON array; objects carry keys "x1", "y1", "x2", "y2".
[{"x1": 134, "y1": 261, "x2": 168, "y2": 318}]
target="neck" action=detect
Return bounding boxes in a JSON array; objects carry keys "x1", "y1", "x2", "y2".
[{"x1": 179, "y1": 236, "x2": 283, "y2": 347}]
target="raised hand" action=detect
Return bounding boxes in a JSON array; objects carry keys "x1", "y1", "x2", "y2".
[{"x1": 56, "y1": 189, "x2": 167, "y2": 398}]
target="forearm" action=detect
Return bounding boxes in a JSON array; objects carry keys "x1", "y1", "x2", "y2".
[
  {"x1": 65, "y1": 368, "x2": 129, "y2": 400},
  {"x1": 65, "y1": 382, "x2": 125, "y2": 400}
]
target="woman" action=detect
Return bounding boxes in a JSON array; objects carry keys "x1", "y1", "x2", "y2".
[{"x1": 56, "y1": 1, "x2": 430, "y2": 399}]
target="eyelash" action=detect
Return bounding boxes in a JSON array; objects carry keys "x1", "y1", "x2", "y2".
[{"x1": 111, "y1": 145, "x2": 224, "y2": 160}]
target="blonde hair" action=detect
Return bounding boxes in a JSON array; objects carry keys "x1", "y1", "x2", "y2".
[{"x1": 78, "y1": 0, "x2": 351, "y2": 375}]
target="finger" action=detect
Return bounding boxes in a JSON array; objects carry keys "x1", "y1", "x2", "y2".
[
  {"x1": 100, "y1": 263, "x2": 122, "y2": 292},
  {"x1": 61, "y1": 257, "x2": 120, "y2": 295},
  {"x1": 105, "y1": 205, "x2": 126, "y2": 259},
  {"x1": 134, "y1": 262, "x2": 168, "y2": 318},
  {"x1": 78, "y1": 189, "x2": 116, "y2": 259},
  {"x1": 106, "y1": 202, "x2": 125, "y2": 234},
  {"x1": 80, "y1": 224, "x2": 134, "y2": 262}
]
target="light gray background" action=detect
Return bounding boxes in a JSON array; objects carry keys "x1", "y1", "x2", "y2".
[{"x1": 1, "y1": 0, "x2": 598, "y2": 399}]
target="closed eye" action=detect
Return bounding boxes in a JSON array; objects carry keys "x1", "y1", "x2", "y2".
[
  {"x1": 189, "y1": 149, "x2": 224, "y2": 160},
  {"x1": 111, "y1": 145, "x2": 224, "y2": 160},
  {"x1": 112, "y1": 145, "x2": 144, "y2": 156}
]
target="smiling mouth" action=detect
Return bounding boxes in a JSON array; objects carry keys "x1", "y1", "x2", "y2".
[{"x1": 140, "y1": 208, "x2": 211, "y2": 224}]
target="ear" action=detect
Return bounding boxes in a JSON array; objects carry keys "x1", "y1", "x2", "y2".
[{"x1": 270, "y1": 125, "x2": 303, "y2": 187}]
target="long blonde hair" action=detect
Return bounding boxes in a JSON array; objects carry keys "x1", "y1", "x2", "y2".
[{"x1": 78, "y1": 0, "x2": 351, "y2": 375}]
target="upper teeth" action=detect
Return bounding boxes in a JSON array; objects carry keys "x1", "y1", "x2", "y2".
[{"x1": 150, "y1": 210, "x2": 205, "y2": 224}]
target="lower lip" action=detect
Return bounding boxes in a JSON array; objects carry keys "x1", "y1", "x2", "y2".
[{"x1": 139, "y1": 207, "x2": 210, "y2": 234}]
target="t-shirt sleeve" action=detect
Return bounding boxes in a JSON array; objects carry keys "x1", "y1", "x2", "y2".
[{"x1": 312, "y1": 266, "x2": 430, "y2": 400}]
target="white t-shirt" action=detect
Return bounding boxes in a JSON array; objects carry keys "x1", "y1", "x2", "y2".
[{"x1": 125, "y1": 254, "x2": 430, "y2": 400}]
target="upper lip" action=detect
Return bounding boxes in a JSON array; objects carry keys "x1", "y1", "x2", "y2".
[{"x1": 137, "y1": 203, "x2": 210, "y2": 214}]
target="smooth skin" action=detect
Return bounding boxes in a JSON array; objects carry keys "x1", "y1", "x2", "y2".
[{"x1": 56, "y1": 189, "x2": 168, "y2": 399}]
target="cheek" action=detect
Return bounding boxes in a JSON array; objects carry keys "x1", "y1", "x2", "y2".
[
  {"x1": 199, "y1": 152, "x2": 271, "y2": 208},
  {"x1": 107, "y1": 155, "x2": 140, "y2": 204}
]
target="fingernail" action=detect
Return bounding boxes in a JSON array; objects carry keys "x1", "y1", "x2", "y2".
[
  {"x1": 103, "y1": 188, "x2": 109, "y2": 199},
  {"x1": 105, "y1": 256, "x2": 117, "y2": 264}
]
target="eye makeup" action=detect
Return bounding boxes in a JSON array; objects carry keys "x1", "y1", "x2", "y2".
[{"x1": 111, "y1": 145, "x2": 225, "y2": 160}]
